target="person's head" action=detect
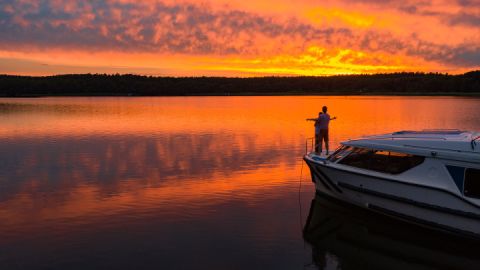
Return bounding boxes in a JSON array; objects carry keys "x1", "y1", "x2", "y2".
[
  {"x1": 318, "y1": 112, "x2": 322, "y2": 116},
  {"x1": 322, "y1": 106, "x2": 328, "y2": 113}
]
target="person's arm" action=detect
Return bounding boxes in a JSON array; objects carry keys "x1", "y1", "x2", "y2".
[
  {"x1": 331, "y1": 116, "x2": 337, "y2": 120},
  {"x1": 306, "y1": 118, "x2": 318, "y2": 121}
]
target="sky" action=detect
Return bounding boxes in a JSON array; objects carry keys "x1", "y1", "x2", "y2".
[{"x1": 0, "y1": 0, "x2": 479, "y2": 76}]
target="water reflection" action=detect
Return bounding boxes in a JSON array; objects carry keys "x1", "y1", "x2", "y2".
[
  {"x1": 0, "y1": 133, "x2": 303, "y2": 238},
  {"x1": 303, "y1": 194, "x2": 480, "y2": 270},
  {"x1": 0, "y1": 133, "x2": 300, "y2": 195},
  {"x1": 0, "y1": 96, "x2": 479, "y2": 269}
]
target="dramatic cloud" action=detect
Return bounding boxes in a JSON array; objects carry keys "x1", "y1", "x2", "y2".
[
  {"x1": 0, "y1": 1, "x2": 352, "y2": 55},
  {"x1": 447, "y1": 12, "x2": 480, "y2": 27},
  {"x1": 0, "y1": 0, "x2": 479, "y2": 75}
]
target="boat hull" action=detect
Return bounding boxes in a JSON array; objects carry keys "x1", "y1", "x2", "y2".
[{"x1": 304, "y1": 156, "x2": 480, "y2": 239}]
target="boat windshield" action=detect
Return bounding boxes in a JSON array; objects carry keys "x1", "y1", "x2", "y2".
[
  {"x1": 338, "y1": 147, "x2": 425, "y2": 174},
  {"x1": 327, "y1": 145, "x2": 353, "y2": 162}
]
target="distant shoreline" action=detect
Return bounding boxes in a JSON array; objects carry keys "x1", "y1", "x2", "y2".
[
  {"x1": 1, "y1": 72, "x2": 479, "y2": 97},
  {"x1": 3, "y1": 92, "x2": 480, "y2": 98}
]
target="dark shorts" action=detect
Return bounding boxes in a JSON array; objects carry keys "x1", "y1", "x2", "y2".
[{"x1": 319, "y1": 129, "x2": 329, "y2": 142}]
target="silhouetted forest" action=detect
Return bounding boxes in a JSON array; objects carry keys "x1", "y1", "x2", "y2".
[{"x1": 1, "y1": 71, "x2": 479, "y2": 96}]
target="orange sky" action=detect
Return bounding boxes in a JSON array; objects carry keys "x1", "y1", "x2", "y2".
[{"x1": 0, "y1": 0, "x2": 479, "y2": 76}]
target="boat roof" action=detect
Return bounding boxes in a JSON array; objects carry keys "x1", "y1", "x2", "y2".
[{"x1": 343, "y1": 130, "x2": 480, "y2": 162}]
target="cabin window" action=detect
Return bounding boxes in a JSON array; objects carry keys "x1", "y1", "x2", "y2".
[
  {"x1": 337, "y1": 148, "x2": 372, "y2": 170},
  {"x1": 338, "y1": 147, "x2": 424, "y2": 174},
  {"x1": 327, "y1": 146, "x2": 353, "y2": 162},
  {"x1": 464, "y1": 168, "x2": 480, "y2": 199}
]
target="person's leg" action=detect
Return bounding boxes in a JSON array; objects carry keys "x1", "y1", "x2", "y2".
[
  {"x1": 315, "y1": 133, "x2": 320, "y2": 154},
  {"x1": 324, "y1": 129, "x2": 330, "y2": 155}
]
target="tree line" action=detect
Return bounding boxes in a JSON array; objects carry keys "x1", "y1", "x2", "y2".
[{"x1": 0, "y1": 71, "x2": 479, "y2": 96}]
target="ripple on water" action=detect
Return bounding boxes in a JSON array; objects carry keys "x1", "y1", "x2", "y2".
[{"x1": 1, "y1": 96, "x2": 480, "y2": 269}]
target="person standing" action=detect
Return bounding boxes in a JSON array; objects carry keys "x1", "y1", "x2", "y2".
[
  {"x1": 306, "y1": 112, "x2": 323, "y2": 154},
  {"x1": 318, "y1": 106, "x2": 336, "y2": 155}
]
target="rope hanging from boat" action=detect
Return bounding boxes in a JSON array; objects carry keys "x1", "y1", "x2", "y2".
[{"x1": 298, "y1": 157, "x2": 304, "y2": 224}]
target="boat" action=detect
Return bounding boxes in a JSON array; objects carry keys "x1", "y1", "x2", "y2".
[
  {"x1": 303, "y1": 129, "x2": 480, "y2": 238},
  {"x1": 303, "y1": 194, "x2": 480, "y2": 269}
]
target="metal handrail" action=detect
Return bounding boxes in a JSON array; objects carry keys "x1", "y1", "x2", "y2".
[
  {"x1": 421, "y1": 129, "x2": 462, "y2": 131},
  {"x1": 393, "y1": 129, "x2": 463, "y2": 134},
  {"x1": 349, "y1": 136, "x2": 448, "y2": 142},
  {"x1": 305, "y1": 137, "x2": 314, "y2": 154},
  {"x1": 386, "y1": 136, "x2": 448, "y2": 140},
  {"x1": 472, "y1": 136, "x2": 480, "y2": 150}
]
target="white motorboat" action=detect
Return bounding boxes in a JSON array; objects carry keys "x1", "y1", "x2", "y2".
[{"x1": 304, "y1": 129, "x2": 480, "y2": 238}]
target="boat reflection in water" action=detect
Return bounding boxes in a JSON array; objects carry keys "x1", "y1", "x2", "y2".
[{"x1": 303, "y1": 194, "x2": 480, "y2": 270}]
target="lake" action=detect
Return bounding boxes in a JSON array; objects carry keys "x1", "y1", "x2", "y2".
[{"x1": 0, "y1": 96, "x2": 479, "y2": 269}]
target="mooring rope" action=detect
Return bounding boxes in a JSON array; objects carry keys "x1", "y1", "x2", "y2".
[{"x1": 298, "y1": 154, "x2": 306, "y2": 246}]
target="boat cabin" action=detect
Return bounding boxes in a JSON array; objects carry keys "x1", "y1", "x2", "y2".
[{"x1": 324, "y1": 130, "x2": 480, "y2": 199}]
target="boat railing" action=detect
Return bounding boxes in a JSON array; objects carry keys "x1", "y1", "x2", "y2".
[
  {"x1": 393, "y1": 129, "x2": 464, "y2": 135},
  {"x1": 349, "y1": 136, "x2": 448, "y2": 142},
  {"x1": 387, "y1": 136, "x2": 448, "y2": 140},
  {"x1": 305, "y1": 137, "x2": 314, "y2": 154},
  {"x1": 471, "y1": 136, "x2": 480, "y2": 150}
]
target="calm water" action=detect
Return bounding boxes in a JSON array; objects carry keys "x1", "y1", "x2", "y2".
[{"x1": 0, "y1": 96, "x2": 479, "y2": 269}]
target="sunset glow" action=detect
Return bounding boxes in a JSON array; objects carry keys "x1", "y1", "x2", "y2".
[{"x1": 1, "y1": 0, "x2": 479, "y2": 76}]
